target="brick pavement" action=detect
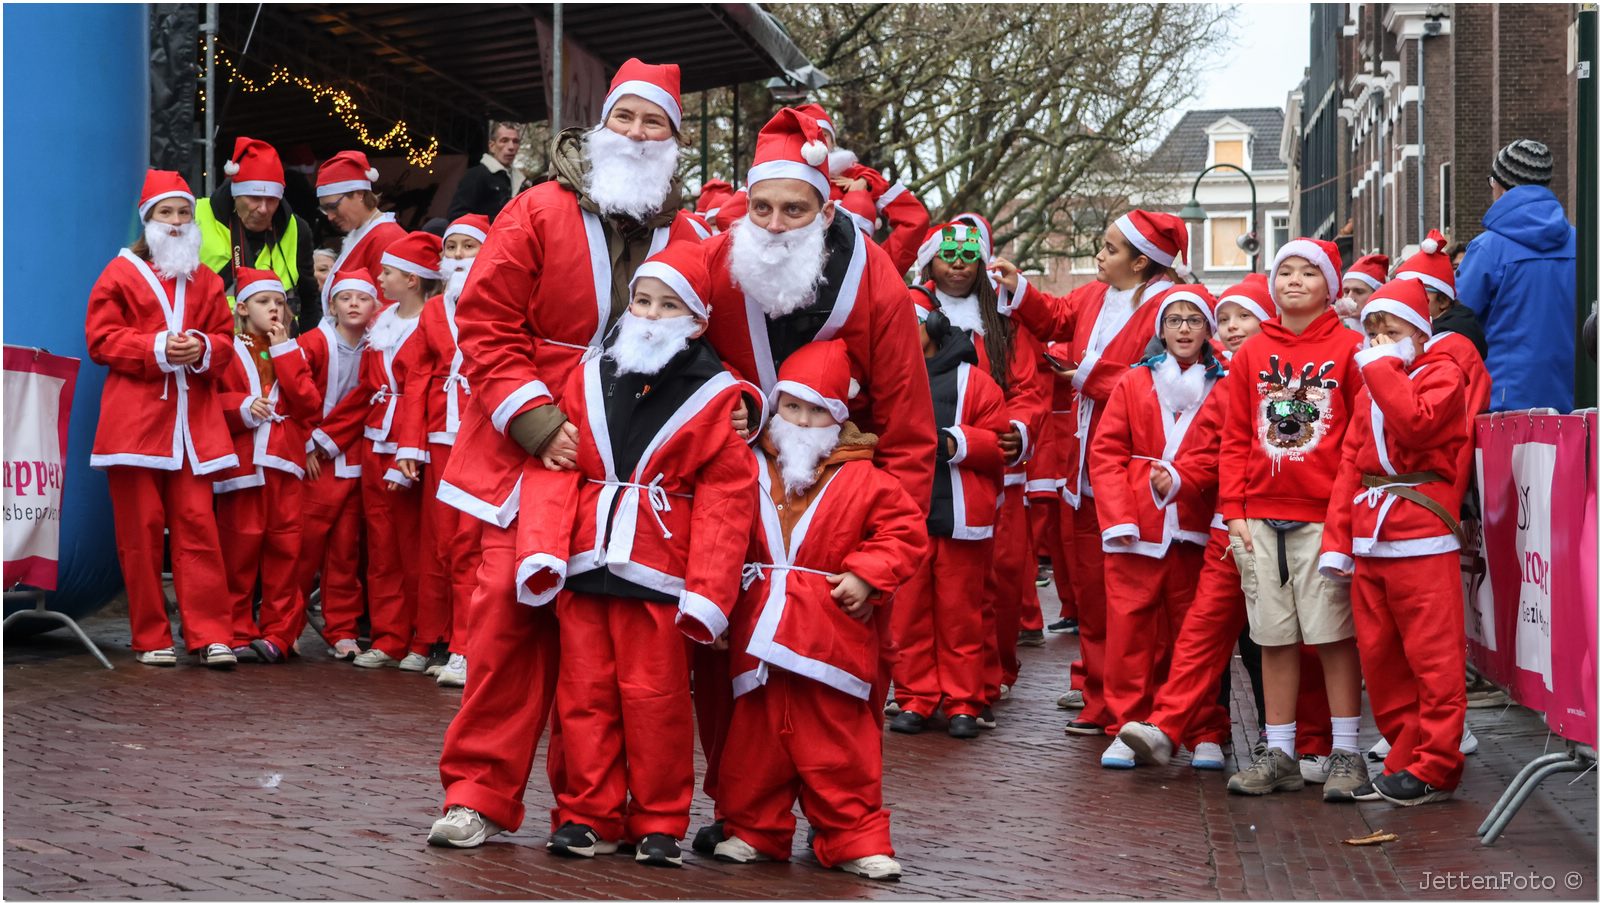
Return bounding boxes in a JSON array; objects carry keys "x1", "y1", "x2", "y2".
[{"x1": 4, "y1": 584, "x2": 1595, "y2": 901}]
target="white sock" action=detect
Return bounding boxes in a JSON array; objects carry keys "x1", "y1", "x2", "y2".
[
  {"x1": 1332, "y1": 716, "x2": 1361, "y2": 754},
  {"x1": 1265, "y1": 721, "x2": 1296, "y2": 757}
]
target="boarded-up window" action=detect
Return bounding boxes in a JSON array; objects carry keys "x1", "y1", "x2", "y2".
[
  {"x1": 1210, "y1": 216, "x2": 1249, "y2": 269},
  {"x1": 1212, "y1": 138, "x2": 1245, "y2": 168}
]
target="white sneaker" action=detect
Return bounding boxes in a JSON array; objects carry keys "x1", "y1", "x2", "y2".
[
  {"x1": 427, "y1": 805, "x2": 502, "y2": 848},
  {"x1": 1100, "y1": 737, "x2": 1137, "y2": 769},
  {"x1": 329, "y1": 639, "x2": 361, "y2": 661},
  {"x1": 1117, "y1": 721, "x2": 1174, "y2": 766},
  {"x1": 1056, "y1": 688, "x2": 1084, "y2": 710},
  {"x1": 1191, "y1": 742, "x2": 1225, "y2": 771},
  {"x1": 838, "y1": 854, "x2": 901, "y2": 881},
  {"x1": 712, "y1": 835, "x2": 771, "y2": 863},
  {"x1": 202, "y1": 643, "x2": 237, "y2": 668},
  {"x1": 998, "y1": 684, "x2": 1012, "y2": 701},
  {"x1": 353, "y1": 648, "x2": 398, "y2": 669},
  {"x1": 1460, "y1": 723, "x2": 1479, "y2": 755},
  {"x1": 1299, "y1": 754, "x2": 1331, "y2": 783},
  {"x1": 436, "y1": 653, "x2": 467, "y2": 688},
  {"x1": 397, "y1": 652, "x2": 429, "y2": 672},
  {"x1": 136, "y1": 647, "x2": 178, "y2": 667}
]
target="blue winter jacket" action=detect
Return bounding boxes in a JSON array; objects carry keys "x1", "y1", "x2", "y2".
[{"x1": 1457, "y1": 185, "x2": 1577, "y2": 412}]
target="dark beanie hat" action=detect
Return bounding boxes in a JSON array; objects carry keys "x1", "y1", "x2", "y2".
[{"x1": 1492, "y1": 139, "x2": 1553, "y2": 188}]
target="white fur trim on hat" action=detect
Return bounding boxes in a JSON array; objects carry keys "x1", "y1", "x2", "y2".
[
  {"x1": 139, "y1": 190, "x2": 194, "y2": 220},
  {"x1": 235, "y1": 278, "x2": 287, "y2": 306},
  {"x1": 1114, "y1": 213, "x2": 1176, "y2": 267},
  {"x1": 317, "y1": 178, "x2": 372, "y2": 198},
  {"x1": 443, "y1": 223, "x2": 488, "y2": 244},
  {"x1": 601, "y1": 80, "x2": 682, "y2": 129},
  {"x1": 630, "y1": 260, "x2": 708, "y2": 319},
  {"x1": 1395, "y1": 270, "x2": 1454, "y2": 300},
  {"x1": 1343, "y1": 271, "x2": 1383, "y2": 291},
  {"x1": 1154, "y1": 289, "x2": 1216, "y2": 338},
  {"x1": 771, "y1": 380, "x2": 849, "y2": 424},
  {"x1": 231, "y1": 179, "x2": 285, "y2": 199},
  {"x1": 381, "y1": 251, "x2": 442, "y2": 281},
  {"x1": 1361, "y1": 298, "x2": 1433, "y2": 338},
  {"x1": 746, "y1": 159, "x2": 830, "y2": 200},
  {"x1": 329, "y1": 277, "x2": 377, "y2": 299},
  {"x1": 1269, "y1": 239, "x2": 1340, "y2": 306},
  {"x1": 1216, "y1": 294, "x2": 1272, "y2": 323}
]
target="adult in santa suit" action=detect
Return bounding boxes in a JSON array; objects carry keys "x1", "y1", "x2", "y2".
[
  {"x1": 315, "y1": 151, "x2": 406, "y2": 312},
  {"x1": 428, "y1": 59, "x2": 708, "y2": 850},
  {"x1": 85, "y1": 170, "x2": 240, "y2": 667},
  {"x1": 989, "y1": 209, "x2": 1185, "y2": 735}
]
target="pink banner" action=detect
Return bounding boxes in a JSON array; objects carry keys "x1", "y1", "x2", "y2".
[{"x1": 3, "y1": 346, "x2": 80, "y2": 591}]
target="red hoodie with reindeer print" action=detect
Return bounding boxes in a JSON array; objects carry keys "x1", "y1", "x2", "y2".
[{"x1": 1218, "y1": 308, "x2": 1365, "y2": 523}]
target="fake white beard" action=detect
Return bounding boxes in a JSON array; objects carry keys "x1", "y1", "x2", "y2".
[
  {"x1": 365, "y1": 305, "x2": 416, "y2": 354},
  {"x1": 728, "y1": 213, "x2": 829, "y2": 319},
  {"x1": 440, "y1": 257, "x2": 475, "y2": 304},
  {"x1": 1152, "y1": 353, "x2": 1209, "y2": 416},
  {"x1": 1394, "y1": 336, "x2": 1418, "y2": 366},
  {"x1": 583, "y1": 126, "x2": 679, "y2": 221},
  {"x1": 144, "y1": 220, "x2": 202, "y2": 280},
  {"x1": 827, "y1": 147, "x2": 859, "y2": 175},
  {"x1": 604, "y1": 311, "x2": 700, "y2": 376},
  {"x1": 934, "y1": 290, "x2": 985, "y2": 336},
  {"x1": 767, "y1": 414, "x2": 842, "y2": 496}
]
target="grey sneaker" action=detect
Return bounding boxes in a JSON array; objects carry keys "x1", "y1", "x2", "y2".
[
  {"x1": 427, "y1": 805, "x2": 502, "y2": 848},
  {"x1": 1226, "y1": 747, "x2": 1305, "y2": 795},
  {"x1": 1321, "y1": 749, "x2": 1368, "y2": 802},
  {"x1": 353, "y1": 648, "x2": 398, "y2": 669},
  {"x1": 1117, "y1": 721, "x2": 1174, "y2": 766},
  {"x1": 1300, "y1": 754, "x2": 1331, "y2": 783}
]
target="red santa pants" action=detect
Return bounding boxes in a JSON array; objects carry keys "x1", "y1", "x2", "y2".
[
  {"x1": 892, "y1": 536, "x2": 991, "y2": 718},
  {"x1": 1048, "y1": 497, "x2": 1078, "y2": 621},
  {"x1": 1102, "y1": 542, "x2": 1205, "y2": 733},
  {"x1": 217, "y1": 470, "x2": 305, "y2": 651},
  {"x1": 361, "y1": 451, "x2": 422, "y2": 658},
  {"x1": 721, "y1": 670, "x2": 892, "y2": 867},
  {"x1": 294, "y1": 469, "x2": 363, "y2": 644},
  {"x1": 106, "y1": 463, "x2": 233, "y2": 652},
  {"x1": 553, "y1": 592, "x2": 693, "y2": 841},
  {"x1": 438, "y1": 519, "x2": 564, "y2": 833},
  {"x1": 1065, "y1": 496, "x2": 1113, "y2": 726},
  {"x1": 983, "y1": 485, "x2": 1033, "y2": 697},
  {"x1": 691, "y1": 643, "x2": 733, "y2": 819},
  {"x1": 1352, "y1": 553, "x2": 1467, "y2": 789},
  {"x1": 411, "y1": 442, "x2": 479, "y2": 655}
]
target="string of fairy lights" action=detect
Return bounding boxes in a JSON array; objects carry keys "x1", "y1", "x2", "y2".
[{"x1": 203, "y1": 43, "x2": 440, "y2": 170}]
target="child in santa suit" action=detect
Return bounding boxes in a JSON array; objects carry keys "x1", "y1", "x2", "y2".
[
  {"x1": 316, "y1": 231, "x2": 442, "y2": 670},
  {"x1": 296, "y1": 269, "x2": 381, "y2": 661},
  {"x1": 1320, "y1": 279, "x2": 1470, "y2": 805},
  {"x1": 212, "y1": 268, "x2": 322, "y2": 662},
  {"x1": 86, "y1": 170, "x2": 240, "y2": 668},
  {"x1": 889, "y1": 301, "x2": 1009, "y2": 739},
  {"x1": 507, "y1": 242, "x2": 756, "y2": 866},
  {"x1": 1335, "y1": 253, "x2": 1389, "y2": 331},
  {"x1": 712, "y1": 340, "x2": 928, "y2": 881},
  {"x1": 393, "y1": 215, "x2": 490, "y2": 687}
]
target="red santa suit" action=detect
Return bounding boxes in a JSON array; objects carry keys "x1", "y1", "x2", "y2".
[
  {"x1": 1030, "y1": 341, "x2": 1078, "y2": 621},
  {"x1": 315, "y1": 151, "x2": 406, "y2": 311},
  {"x1": 1321, "y1": 283, "x2": 1470, "y2": 791},
  {"x1": 87, "y1": 229, "x2": 239, "y2": 654}
]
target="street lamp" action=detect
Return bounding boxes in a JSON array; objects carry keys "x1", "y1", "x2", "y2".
[
  {"x1": 1178, "y1": 163, "x2": 1260, "y2": 273},
  {"x1": 765, "y1": 77, "x2": 810, "y2": 105}
]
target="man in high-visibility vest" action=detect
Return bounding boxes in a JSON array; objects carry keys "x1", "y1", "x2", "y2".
[{"x1": 197, "y1": 137, "x2": 320, "y2": 334}]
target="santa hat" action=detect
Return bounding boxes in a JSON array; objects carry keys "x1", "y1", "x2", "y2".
[
  {"x1": 1115, "y1": 210, "x2": 1191, "y2": 276},
  {"x1": 1268, "y1": 237, "x2": 1343, "y2": 307},
  {"x1": 747, "y1": 107, "x2": 832, "y2": 200},
  {"x1": 1393, "y1": 229, "x2": 1455, "y2": 300},
  {"x1": 913, "y1": 221, "x2": 990, "y2": 275},
  {"x1": 138, "y1": 169, "x2": 194, "y2": 219},
  {"x1": 223, "y1": 137, "x2": 285, "y2": 199},
  {"x1": 600, "y1": 58, "x2": 682, "y2": 131},
  {"x1": 328, "y1": 267, "x2": 378, "y2": 301},
  {"x1": 1361, "y1": 278, "x2": 1433, "y2": 338},
  {"x1": 772, "y1": 339, "x2": 857, "y2": 424},
  {"x1": 794, "y1": 102, "x2": 836, "y2": 137},
  {"x1": 381, "y1": 231, "x2": 444, "y2": 281},
  {"x1": 629, "y1": 240, "x2": 711, "y2": 320},
  {"x1": 1153, "y1": 284, "x2": 1218, "y2": 338},
  {"x1": 316, "y1": 150, "x2": 380, "y2": 198},
  {"x1": 234, "y1": 267, "x2": 286, "y2": 306},
  {"x1": 1215, "y1": 273, "x2": 1277, "y2": 323},
  {"x1": 1342, "y1": 253, "x2": 1390, "y2": 291},
  {"x1": 443, "y1": 213, "x2": 490, "y2": 245},
  {"x1": 696, "y1": 179, "x2": 735, "y2": 216}
]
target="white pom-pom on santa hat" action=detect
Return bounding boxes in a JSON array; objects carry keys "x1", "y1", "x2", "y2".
[
  {"x1": 1174, "y1": 259, "x2": 1192, "y2": 278},
  {"x1": 365, "y1": 167, "x2": 380, "y2": 181},
  {"x1": 801, "y1": 140, "x2": 828, "y2": 167},
  {"x1": 223, "y1": 159, "x2": 241, "y2": 176},
  {"x1": 1421, "y1": 236, "x2": 1439, "y2": 254},
  {"x1": 847, "y1": 377, "x2": 861, "y2": 400}
]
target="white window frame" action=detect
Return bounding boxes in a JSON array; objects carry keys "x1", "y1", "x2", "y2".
[{"x1": 1205, "y1": 116, "x2": 1255, "y2": 172}]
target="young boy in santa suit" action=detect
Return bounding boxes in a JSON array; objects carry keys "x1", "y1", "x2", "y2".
[
  {"x1": 315, "y1": 151, "x2": 405, "y2": 311},
  {"x1": 988, "y1": 210, "x2": 1185, "y2": 734},
  {"x1": 1218, "y1": 238, "x2": 1369, "y2": 802},
  {"x1": 888, "y1": 300, "x2": 1009, "y2": 739},
  {"x1": 712, "y1": 340, "x2": 927, "y2": 881},
  {"x1": 296, "y1": 269, "x2": 381, "y2": 661},
  {"x1": 212, "y1": 269, "x2": 322, "y2": 663},
  {"x1": 316, "y1": 231, "x2": 442, "y2": 670},
  {"x1": 1320, "y1": 278, "x2": 1470, "y2": 805},
  {"x1": 1335, "y1": 254, "x2": 1389, "y2": 331},
  {"x1": 86, "y1": 170, "x2": 241, "y2": 667},
  {"x1": 392, "y1": 215, "x2": 489, "y2": 688}
]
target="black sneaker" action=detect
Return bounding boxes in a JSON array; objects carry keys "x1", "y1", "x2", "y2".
[
  {"x1": 423, "y1": 642, "x2": 451, "y2": 676},
  {"x1": 634, "y1": 833, "x2": 682, "y2": 867},
  {"x1": 547, "y1": 821, "x2": 619, "y2": 857},
  {"x1": 888, "y1": 711, "x2": 926, "y2": 734},
  {"x1": 1374, "y1": 770, "x2": 1453, "y2": 806},
  {"x1": 1351, "y1": 780, "x2": 1383, "y2": 802},
  {"x1": 948, "y1": 714, "x2": 980, "y2": 739},
  {"x1": 976, "y1": 706, "x2": 997, "y2": 730},
  {"x1": 1047, "y1": 617, "x2": 1079, "y2": 634},
  {"x1": 690, "y1": 820, "x2": 725, "y2": 855},
  {"x1": 230, "y1": 644, "x2": 261, "y2": 663},
  {"x1": 1017, "y1": 629, "x2": 1046, "y2": 647},
  {"x1": 1063, "y1": 719, "x2": 1105, "y2": 736},
  {"x1": 248, "y1": 637, "x2": 285, "y2": 664},
  {"x1": 1035, "y1": 566, "x2": 1052, "y2": 587}
]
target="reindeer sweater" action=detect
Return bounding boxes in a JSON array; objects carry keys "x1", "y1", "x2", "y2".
[{"x1": 1218, "y1": 309, "x2": 1365, "y2": 523}]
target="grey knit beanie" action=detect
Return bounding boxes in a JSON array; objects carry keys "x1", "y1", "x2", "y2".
[{"x1": 1492, "y1": 139, "x2": 1553, "y2": 188}]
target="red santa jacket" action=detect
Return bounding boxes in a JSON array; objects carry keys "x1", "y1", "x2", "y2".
[
  {"x1": 1089, "y1": 359, "x2": 1224, "y2": 558},
  {"x1": 1319, "y1": 343, "x2": 1468, "y2": 571},
  {"x1": 702, "y1": 217, "x2": 936, "y2": 514},
  {"x1": 730, "y1": 434, "x2": 928, "y2": 701},
  {"x1": 1025, "y1": 341, "x2": 1076, "y2": 497},
  {"x1": 393, "y1": 294, "x2": 469, "y2": 461},
  {"x1": 86, "y1": 250, "x2": 239, "y2": 474},
  {"x1": 212, "y1": 336, "x2": 322, "y2": 493},
  {"x1": 314, "y1": 305, "x2": 421, "y2": 486},
  {"x1": 318, "y1": 213, "x2": 406, "y2": 313},
  {"x1": 513, "y1": 344, "x2": 758, "y2": 642},
  {"x1": 441, "y1": 181, "x2": 705, "y2": 528},
  {"x1": 925, "y1": 340, "x2": 1009, "y2": 540},
  {"x1": 295, "y1": 323, "x2": 365, "y2": 480}
]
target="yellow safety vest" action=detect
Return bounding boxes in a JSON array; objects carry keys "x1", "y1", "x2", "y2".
[{"x1": 196, "y1": 198, "x2": 301, "y2": 310}]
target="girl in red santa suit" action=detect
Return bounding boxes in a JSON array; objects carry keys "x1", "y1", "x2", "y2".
[
  {"x1": 393, "y1": 215, "x2": 490, "y2": 687},
  {"x1": 296, "y1": 269, "x2": 381, "y2": 661},
  {"x1": 712, "y1": 340, "x2": 928, "y2": 882},
  {"x1": 989, "y1": 210, "x2": 1186, "y2": 735},
  {"x1": 212, "y1": 269, "x2": 321, "y2": 663},
  {"x1": 316, "y1": 231, "x2": 442, "y2": 670},
  {"x1": 86, "y1": 171, "x2": 240, "y2": 667},
  {"x1": 509, "y1": 241, "x2": 757, "y2": 867},
  {"x1": 315, "y1": 151, "x2": 406, "y2": 312}
]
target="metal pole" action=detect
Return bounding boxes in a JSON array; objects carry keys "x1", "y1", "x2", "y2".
[
  {"x1": 1188, "y1": 164, "x2": 1259, "y2": 271},
  {"x1": 204, "y1": 3, "x2": 217, "y2": 194},
  {"x1": 700, "y1": 91, "x2": 709, "y2": 186},
  {"x1": 1576, "y1": 5, "x2": 1597, "y2": 408},
  {"x1": 731, "y1": 83, "x2": 741, "y2": 181},
  {"x1": 551, "y1": 3, "x2": 563, "y2": 131}
]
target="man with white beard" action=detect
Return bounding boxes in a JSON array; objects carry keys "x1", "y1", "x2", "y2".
[
  {"x1": 428, "y1": 59, "x2": 708, "y2": 850},
  {"x1": 85, "y1": 170, "x2": 240, "y2": 668}
]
